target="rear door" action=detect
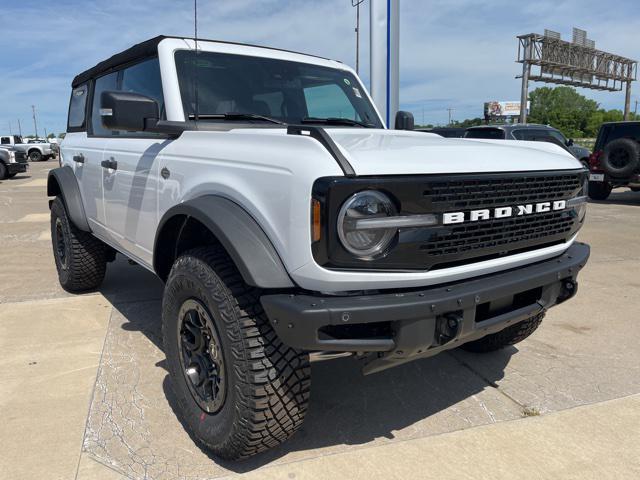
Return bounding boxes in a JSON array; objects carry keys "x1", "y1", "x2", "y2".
[{"x1": 100, "y1": 57, "x2": 168, "y2": 267}]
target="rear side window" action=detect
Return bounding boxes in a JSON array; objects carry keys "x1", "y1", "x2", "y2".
[
  {"x1": 465, "y1": 128, "x2": 505, "y2": 139},
  {"x1": 1, "y1": 137, "x2": 9, "y2": 144},
  {"x1": 67, "y1": 84, "x2": 88, "y2": 130}
]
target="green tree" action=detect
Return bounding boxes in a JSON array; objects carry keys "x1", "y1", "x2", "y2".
[{"x1": 528, "y1": 86, "x2": 599, "y2": 138}]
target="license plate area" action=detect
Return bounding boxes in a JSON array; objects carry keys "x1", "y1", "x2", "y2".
[{"x1": 589, "y1": 173, "x2": 605, "y2": 181}]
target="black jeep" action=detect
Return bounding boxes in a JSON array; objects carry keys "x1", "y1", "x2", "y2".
[{"x1": 587, "y1": 121, "x2": 640, "y2": 200}]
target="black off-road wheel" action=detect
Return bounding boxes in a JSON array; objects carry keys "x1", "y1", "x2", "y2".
[
  {"x1": 461, "y1": 312, "x2": 545, "y2": 353},
  {"x1": 588, "y1": 181, "x2": 613, "y2": 201},
  {"x1": 50, "y1": 197, "x2": 107, "y2": 292},
  {"x1": 162, "y1": 246, "x2": 311, "y2": 460}
]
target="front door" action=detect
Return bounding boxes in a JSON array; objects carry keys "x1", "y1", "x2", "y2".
[{"x1": 100, "y1": 57, "x2": 168, "y2": 268}]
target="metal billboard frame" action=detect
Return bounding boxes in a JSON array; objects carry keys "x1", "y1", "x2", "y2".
[{"x1": 516, "y1": 31, "x2": 637, "y2": 122}]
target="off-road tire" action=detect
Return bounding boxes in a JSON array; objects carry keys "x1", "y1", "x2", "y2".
[
  {"x1": 162, "y1": 246, "x2": 311, "y2": 460},
  {"x1": 7, "y1": 172, "x2": 18, "y2": 178},
  {"x1": 601, "y1": 138, "x2": 639, "y2": 178},
  {"x1": 28, "y1": 150, "x2": 43, "y2": 162},
  {"x1": 461, "y1": 312, "x2": 545, "y2": 353},
  {"x1": 588, "y1": 181, "x2": 612, "y2": 201},
  {"x1": 0, "y1": 162, "x2": 7, "y2": 179},
  {"x1": 50, "y1": 196, "x2": 107, "y2": 292}
]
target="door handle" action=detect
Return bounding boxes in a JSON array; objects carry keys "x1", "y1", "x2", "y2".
[
  {"x1": 160, "y1": 167, "x2": 170, "y2": 179},
  {"x1": 73, "y1": 153, "x2": 85, "y2": 163},
  {"x1": 101, "y1": 158, "x2": 118, "y2": 170}
]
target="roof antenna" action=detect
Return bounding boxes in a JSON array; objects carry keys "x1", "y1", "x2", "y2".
[{"x1": 193, "y1": 0, "x2": 199, "y2": 126}]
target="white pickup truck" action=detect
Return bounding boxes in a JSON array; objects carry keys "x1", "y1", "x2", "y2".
[
  {"x1": 49, "y1": 36, "x2": 590, "y2": 460},
  {"x1": 0, "y1": 134, "x2": 55, "y2": 161}
]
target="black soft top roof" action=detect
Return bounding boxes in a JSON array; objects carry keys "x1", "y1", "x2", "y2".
[{"x1": 71, "y1": 35, "x2": 334, "y2": 88}]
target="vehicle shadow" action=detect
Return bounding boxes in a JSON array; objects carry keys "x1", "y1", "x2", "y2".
[
  {"x1": 99, "y1": 257, "x2": 514, "y2": 473},
  {"x1": 589, "y1": 188, "x2": 640, "y2": 206}
]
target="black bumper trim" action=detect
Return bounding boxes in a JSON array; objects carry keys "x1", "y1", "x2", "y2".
[
  {"x1": 7, "y1": 162, "x2": 28, "y2": 174},
  {"x1": 261, "y1": 242, "x2": 590, "y2": 373}
]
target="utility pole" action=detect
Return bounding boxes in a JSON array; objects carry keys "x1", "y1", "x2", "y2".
[
  {"x1": 31, "y1": 105, "x2": 39, "y2": 138},
  {"x1": 447, "y1": 107, "x2": 454, "y2": 126},
  {"x1": 422, "y1": 105, "x2": 425, "y2": 126},
  {"x1": 8, "y1": 121, "x2": 12, "y2": 134},
  {"x1": 17, "y1": 119, "x2": 22, "y2": 136},
  {"x1": 634, "y1": 99, "x2": 638, "y2": 117}
]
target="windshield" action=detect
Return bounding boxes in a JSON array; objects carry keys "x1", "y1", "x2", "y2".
[
  {"x1": 174, "y1": 50, "x2": 382, "y2": 128},
  {"x1": 464, "y1": 128, "x2": 506, "y2": 139}
]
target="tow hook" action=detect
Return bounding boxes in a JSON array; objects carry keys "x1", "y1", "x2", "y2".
[
  {"x1": 558, "y1": 279, "x2": 578, "y2": 303},
  {"x1": 435, "y1": 312, "x2": 462, "y2": 346}
]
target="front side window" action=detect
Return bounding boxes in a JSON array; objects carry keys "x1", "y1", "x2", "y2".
[
  {"x1": 121, "y1": 58, "x2": 165, "y2": 117},
  {"x1": 68, "y1": 84, "x2": 88, "y2": 129},
  {"x1": 174, "y1": 50, "x2": 382, "y2": 127},
  {"x1": 91, "y1": 72, "x2": 118, "y2": 136},
  {"x1": 90, "y1": 58, "x2": 164, "y2": 137}
]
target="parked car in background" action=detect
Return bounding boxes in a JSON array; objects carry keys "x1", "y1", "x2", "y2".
[
  {"x1": 464, "y1": 124, "x2": 591, "y2": 167},
  {"x1": 587, "y1": 121, "x2": 640, "y2": 200},
  {"x1": 415, "y1": 127, "x2": 466, "y2": 138},
  {"x1": 0, "y1": 146, "x2": 29, "y2": 179},
  {"x1": 0, "y1": 134, "x2": 55, "y2": 162}
]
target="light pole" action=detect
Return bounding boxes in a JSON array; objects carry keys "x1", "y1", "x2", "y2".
[
  {"x1": 31, "y1": 105, "x2": 39, "y2": 138},
  {"x1": 17, "y1": 119, "x2": 22, "y2": 137},
  {"x1": 352, "y1": 0, "x2": 365, "y2": 74}
]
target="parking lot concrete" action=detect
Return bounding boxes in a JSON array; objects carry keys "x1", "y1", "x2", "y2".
[{"x1": 1, "y1": 161, "x2": 639, "y2": 479}]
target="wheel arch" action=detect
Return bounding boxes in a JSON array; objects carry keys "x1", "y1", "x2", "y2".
[
  {"x1": 47, "y1": 166, "x2": 91, "y2": 231},
  {"x1": 153, "y1": 195, "x2": 294, "y2": 288}
]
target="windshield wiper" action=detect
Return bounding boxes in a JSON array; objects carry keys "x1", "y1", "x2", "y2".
[
  {"x1": 188, "y1": 112, "x2": 287, "y2": 125},
  {"x1": 300, "y1": 117, "x2": 375, "y2": 128}
]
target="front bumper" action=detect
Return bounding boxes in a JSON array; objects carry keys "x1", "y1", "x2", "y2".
[
  {"x1": 262, "y1": 242, "x2": 590, "y2": 374},
  {"x1": 7, "y1": 162, "x2": 28, "y2": 174}
]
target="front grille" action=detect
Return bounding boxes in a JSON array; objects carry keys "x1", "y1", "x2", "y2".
[
  {"x1": 425, "y1": 174, "x2": 582, "y2": 211},
  {"x1": 420, "y1": 210, "x2": 575, "y2": 258},
  {"x1": 15, "y1": 151, "x2": 27, "y2": 163},
  {"x1": 312, "y1": 170, "x2": 587, "y2": 271}
]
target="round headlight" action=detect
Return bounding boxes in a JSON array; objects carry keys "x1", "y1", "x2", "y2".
[{"x1": 337, "y1": 190, "x2": 397, "y2": 258}]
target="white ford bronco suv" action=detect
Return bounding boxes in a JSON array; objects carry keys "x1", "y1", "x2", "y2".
[{"x1": 49, "y1": 36, "x2": 590, "y2": 460}]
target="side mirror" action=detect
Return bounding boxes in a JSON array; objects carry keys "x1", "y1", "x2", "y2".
[
  {"x1": 394, "y1": 111, "x2": 414, "y2": 130},
  {"x1": 566, "y1": 138, "x2": 574, "y2": 147},
  {"x1": 100, "y1": 91, "x2": 159, "y2": 132}
]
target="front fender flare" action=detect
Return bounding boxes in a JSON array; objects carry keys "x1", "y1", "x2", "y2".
[
  {"x1": 155, "y1": 196, "x2": 294, "y2": 289},
  {"x1": 47, "y1": 166, "x2": 91, "y2": 231}
]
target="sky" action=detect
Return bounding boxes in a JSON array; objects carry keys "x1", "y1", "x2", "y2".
[{"x1": 1, "y1": 0, "x2": 639, "y2": 136}]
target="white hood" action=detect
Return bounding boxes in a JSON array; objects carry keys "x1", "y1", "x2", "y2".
[{"x1": 323, "y1": 129, "x2": 582, "y2": 175}]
